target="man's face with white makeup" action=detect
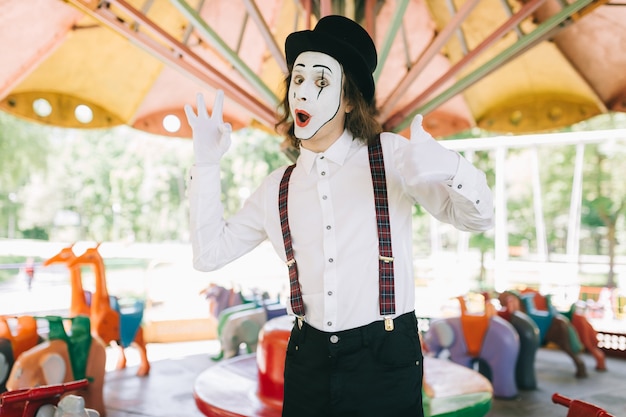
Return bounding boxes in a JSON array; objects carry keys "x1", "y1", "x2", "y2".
[{"x1": 289, "y1": 51, "x2": 348, "y2": 148}]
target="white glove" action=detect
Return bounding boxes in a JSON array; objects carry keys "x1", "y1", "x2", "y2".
[
  {"x1": 400, "y1": 114, "x2": 459, "y2": 183},
  {"x1": 184, "y1": 91, "x2": 232, "y2": 165}
]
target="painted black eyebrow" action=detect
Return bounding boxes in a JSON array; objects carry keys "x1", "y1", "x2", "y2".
[
  {"x1": 293, "y1": 63, "x2": 332, "y2": 73},
  {"x1": 313, "y1": 64, "x2": 332, "y2": 73}
]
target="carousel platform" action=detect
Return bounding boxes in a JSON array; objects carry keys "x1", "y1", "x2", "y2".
[
  {"x1": 193, "y1": 354, "x2": 492, "y2": 417},
  {"x1": 193, "y1": 314, "x2": 492, "y2": 417},
  {"x1": 101, "y1": 337, "x2": 626, "y2": 417}
]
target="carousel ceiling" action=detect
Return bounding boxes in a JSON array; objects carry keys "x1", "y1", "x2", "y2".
[{"x1": 1, "y1": 0, "x2": 625, "y2": 140}]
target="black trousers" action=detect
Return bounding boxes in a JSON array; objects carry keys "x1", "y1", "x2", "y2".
[{"x1": 282, "y1": 311, "x2": 424, "y2": 417}]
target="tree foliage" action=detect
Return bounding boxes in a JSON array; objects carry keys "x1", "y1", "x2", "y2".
[
  {"x1": 0, "y1": 113, "x2": 50, "y2": 237},
  {"x1": 1, "y1": 110, "x2": 624, "y2": 288},
  {"x1": 0, "y1": 114, "x2": 288, "y2": 242}
]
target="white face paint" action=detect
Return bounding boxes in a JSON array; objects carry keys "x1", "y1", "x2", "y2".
[{"x1": 289, "y1": 51, "x2": 344, "y2": 142}]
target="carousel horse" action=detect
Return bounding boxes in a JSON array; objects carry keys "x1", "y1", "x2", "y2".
[
  {"x1": 499, "y1": 290, "x2": 587, "y2": 378},
  {"x1": 210, "y1": 290, "x2": 286, "y2": 361},
  {"x1": 492, "y1": 292, "x2": 540, "y2": 390},
  {"x1": 423, "y1": 295, "x2": 520, "y2": 399},
  {"x1": 67, "y1": 244, "x2": 150, "y2": 376},
  {"x1": 558, "y1": 302, "x2": 606, "y2": 371}
]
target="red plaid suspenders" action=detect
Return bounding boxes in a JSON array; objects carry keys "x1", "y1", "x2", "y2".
[
  {"x1": 278, "y1": 163, "x2": 304, "y2": 316},
  {"x1": 367, "y1": 137, "x2": 396, "y2": 320},
  {"x1": 278, "y1": 136, "x2": 396, "y2": 326}
]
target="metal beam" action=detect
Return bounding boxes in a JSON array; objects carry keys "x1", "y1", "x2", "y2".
[
  {"x1": 373, "y1": 0, "x2": 409, "y2": 83},
  {"x1": 64, "y1": 0, "x2": 277, "y2": 126},
  {"x1": 441, "y1": 129, "x2": 626, "y2": 152},
  {"x1": 445, "y1": 0, "x2": 469, "y2": 55},
  {"x1": 170, "y1": 0, "x2": 279, "y2": 106},
  {"x1": 567, "y1": 143, "x2": 585, "y2": 262},
  {"x1": 494, "y1": 145, "x2": 509, "y2": 291},
  {"x1": 530, "y1": 146, "x2": 548, "y2": 261},
  {"x1": 242, "y1": 0, "x2": 288, "y2": 75},
  {"x1": 377, "y1": 0, "x2": 482, "y2": 121},
  {"x1": 385, "y1": 0, "x2": 596, "y2": 132}
]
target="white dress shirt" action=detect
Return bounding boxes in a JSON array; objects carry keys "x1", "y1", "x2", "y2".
[{"x1": 189, "y1": 129, "x2": 493, "y2": 332}]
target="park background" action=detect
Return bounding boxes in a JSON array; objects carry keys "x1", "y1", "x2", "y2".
[{"x1": 1, "y1": 110, "x2": 625, "y2": 342}]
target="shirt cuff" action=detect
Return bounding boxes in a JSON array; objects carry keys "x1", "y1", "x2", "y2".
[{"x1": 448, "y1": 157, "x2": 491, "y2": 216}]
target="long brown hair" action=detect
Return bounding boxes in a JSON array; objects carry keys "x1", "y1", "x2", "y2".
[{"x1": 275, "y1": 66, "x2": 382, "y2": 149}]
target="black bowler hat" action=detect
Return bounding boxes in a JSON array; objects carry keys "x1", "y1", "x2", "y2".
[{"x1": 285, "y1": 15, "x2": 377, "y2": 104}]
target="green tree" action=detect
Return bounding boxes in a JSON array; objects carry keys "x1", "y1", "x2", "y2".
[
  {"x1": 580, "y1": 144, "x2": 626, "y2": 288},
  {"x1": 470, "y1": 232, "x2": 494, "y2": 290},
  {"x1": 0, "y1": 113, "x2": 50, "y2": 238},
  {"x1": 3, "y1": 120, "x2": 288, "y2": 243},
  {"x1": 220, "y1": 128, "x2": 290, "y2": 217},
  {"x1": 576, "y1": 115, "x2": 626, "y2": 287},
  {"x1": 41, "y1": 127, "x2": 195, "y2": 242},
  {"x1": 538, "y1": 144, "x2": 576, "y2": 254},
  {"x1": 539, "y1": 114, "x2": 626, "y2": 287}
]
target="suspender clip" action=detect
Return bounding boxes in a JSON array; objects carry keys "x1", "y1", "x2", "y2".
[
  {"x1": 384, "y1": 316, "x2": 394, "y2": 331},
  {"x1": 297, "y1": 316, "x2": 304, "y2": 329},
  {"x1": 379, "y1": 255, "x2": 394, "y2": 263},
  {"x1": 286, "y1": 258, "x2": 296, "y2": 268}
]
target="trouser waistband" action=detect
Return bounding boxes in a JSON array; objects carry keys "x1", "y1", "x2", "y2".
[{"x1": 294, "y1": 311, "x2": 417, "y2": 347}]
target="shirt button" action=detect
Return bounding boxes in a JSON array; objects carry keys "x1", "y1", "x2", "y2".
[
  {"x1": 322, "y1": 195, "x2": 328, "y2": 200},
  {"x1": 328, "y1": 258, "x2": 334, "y2": 263},
  {"x1": 320, "y1": 156, "x2": 325, "y2": 159},
  {"x1": 326, "y1": 225, "x2": 331, "y2": 230},
  {"x1": 476, "y1": 200, "x2": 480, "y2": 204},
  {"x1": 321, "y1": 171, "x2": 326, "y2": 176},
  {"x1": 457, "y1": 184, "x2": 463, "y2": 189},
  {"x1": 327, "y1": 321, "x2": 333, "y2": 327},
  {"x1": 327, "y1": 291, "x2": 333, "y2": 296},
  {"x1": 330, "y1": 335, "x2": 339, "y2": 343}
]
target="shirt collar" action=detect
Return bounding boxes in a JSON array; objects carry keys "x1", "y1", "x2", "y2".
[{"x1": 298, "y1": 129, "x2": 354, "y2": 174}]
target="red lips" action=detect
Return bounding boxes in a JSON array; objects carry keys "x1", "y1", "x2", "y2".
[{"x1": 295, "y1": 109, "x2": 311, "y2": 127}]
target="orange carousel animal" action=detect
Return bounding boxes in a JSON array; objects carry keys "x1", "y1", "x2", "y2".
[
  {"x1": 57, "y1": 244, "x2": 150, "y2": 376},
  {"x1": 0, "y1": 316, "x2": 41, "y2": 393},
  {"x1": 43, "y1": 244, "x2": 91, "y2": 319},
  {"x1": 0, "y1": 316, "x2": 40, "y2": 362},
  {"x1": 5, "y1": 316, "x2": 107, "y2": 416}
]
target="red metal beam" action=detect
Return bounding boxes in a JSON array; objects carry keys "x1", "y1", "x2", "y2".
[
  {"x1": 64, "y1": 0, "x2": 277, "y2": 126},
  {"x1": 377, "y1": 0, "x2": 483, "y2": 121},
  {"x1": 383, "y1": 0, "x2": 548, "y2": 131}
]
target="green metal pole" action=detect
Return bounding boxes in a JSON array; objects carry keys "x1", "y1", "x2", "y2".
[
  {"x1": 170, "y1": 0, "x2": 279, "y2": 106},
  {"x1": 373, "y1": 0, "x2": 410, "y2": 83},
  {"x1": 392, "y1": 0, "x2": 594, "y2": 132}
]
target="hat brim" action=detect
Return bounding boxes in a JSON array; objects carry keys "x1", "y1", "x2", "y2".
[{"x1": 285, "y1": 30, "x2": 375, "y2": 103}]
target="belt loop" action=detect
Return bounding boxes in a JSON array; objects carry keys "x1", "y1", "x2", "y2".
[{"x1": 360, "y1": 325, "x2": 370, "y2": 347}]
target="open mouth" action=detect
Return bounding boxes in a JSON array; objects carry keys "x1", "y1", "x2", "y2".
[{"x1": 295, "y1": 110, "x2": 311, "y2": 128}]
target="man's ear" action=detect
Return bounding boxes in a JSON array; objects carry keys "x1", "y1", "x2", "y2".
[{"x1": 344, "y1": 95, "x2": 353, "y2": 114}]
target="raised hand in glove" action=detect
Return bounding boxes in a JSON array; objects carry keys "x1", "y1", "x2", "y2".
[
  {"x1": 398, "y1": 114, "x2": 460, "y2": 184},
  {"x1": 184, "y1": 90, "x2": 232, "y2": 165}
]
